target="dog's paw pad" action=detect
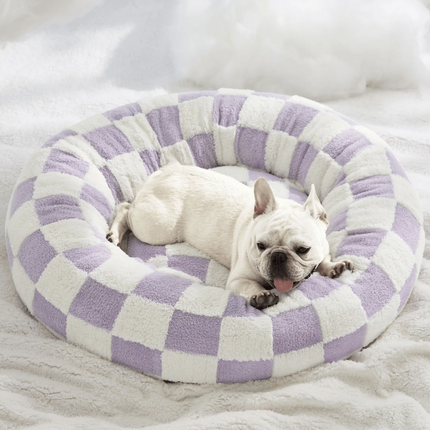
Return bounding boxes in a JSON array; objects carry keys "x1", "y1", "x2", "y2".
[
  {"x1": 250, "y1": 291, "x2": 279, "y2": 310},
  {"x1": 329, "y1": 260, "x2": 354, "y2": 278}
]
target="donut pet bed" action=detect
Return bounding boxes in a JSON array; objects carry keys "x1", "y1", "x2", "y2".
[{"x1": 6, "y1": 89, "x2": 424, "y2": 384}]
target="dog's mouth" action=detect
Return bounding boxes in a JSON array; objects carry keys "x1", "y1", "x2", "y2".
[{"x1": 269, "y1": 266, "x2": 317, "y2": 293}]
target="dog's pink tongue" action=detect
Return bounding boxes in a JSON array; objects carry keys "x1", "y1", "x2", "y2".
[{"x1": 274, "y1": 278, "x2": 294, "y2": 293}]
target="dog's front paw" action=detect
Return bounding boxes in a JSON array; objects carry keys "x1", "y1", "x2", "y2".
[
  {"x1": 250, "y1": 291, "x2": 279, "y2": 310},
  {"x1": 328, "y1": 259, "x2": 354, "y2": 279},
  {"x1": 106, "y1": 230, "x2": 120, "y2": 246}
]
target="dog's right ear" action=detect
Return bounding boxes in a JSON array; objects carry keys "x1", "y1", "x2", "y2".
[{"x1": 254, "y1": 178, "x2": 277, "y2": 218}]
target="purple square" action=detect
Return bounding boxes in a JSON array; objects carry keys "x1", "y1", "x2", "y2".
[
  {"x1": 168, "y1": 255, "x2": 210, "y2": 283},
  {"x1": 299, "y1": 276, "x2": 341, "y2": 301},
  {"x1": 84, "y1": 124, "x2": 134, "y2": 160},
  {"x1": 100, "y1": 165, "x2": 124, "y2": 203},
  {"x1": 80, "y1": 183, "x2": 112, "y2": 221},
  {"x1": 213, "y1": 95, "x2": 247, "y2": 127},
  {"x1": 165, "y1": 310, "x2": 221, "y2": 355},
  {"x1": 288, "y1": 187, "x2": 307, "y2": 204},
  {"x1": 398, "y1": 266, "x2": 416, "y2": 313},
  {"x1": 64, "y1": 244, "x2": 111, "y2": 273},
  {"x1": 140, "y1": 149, "x2": 160, "y2": 175},
  {"x1": 111, "y1": 336, "x2": 162, "y2": 377},
  {"x1": 350, "y1": 175, "x2": 394, "y2": 200},
  {"x1": 337, "y1": 229, "x2": 387, "y2": 259},
  {"x1": 127, "y1": 235, "x2": 166, "y2": 262},
  {"x1": 327, "y1": 208, "x2": 348, "y2": 234},
  {"x1": 133, "y1": 271, "x2": 191, "y2": 306},
  {"x1": 217, "y1": 359, "x2": 273, "y2": 383},
  {"x1": 43, "y1": 149, "x2": 90, "y2": 178},
  {"x1": 323, "y1": 128, "x2": 372, "y2": 166},
  {"x1": 187, "y1": 133, "x2": 217, "y2": 169},
  {"x1": 323, "y1": 324, "x2": 366, "y2": 363},
  {"x1": 35, "y1": 195, "x2": 84, "y2": 226},
  {"x1": 235, "y1": 127, "x2": 268, "y2": 170},
  {"x1": 288, "y1": 141, "x2": 318, "y2": 182},
  {"x1": 391, "y1": 204, "x2": 421, "y2": 253},
  {"x1": 386, "y1": 150, "x2": 408, "y2": 179},
  {"x1": 69, "y1": 277, "x2": 127, "y2": 330},
  {"x1": 103, "y1": 102, "x2": 142, "y2": 122},
  {"x1": 43, "y1": 129, "x2": 77, "y2": 148},
  {"x1": 146, "y1": 105, "x2": 183, "y2": 147},
  {"x1": 272, "y1": 305, "x2": 322, "y2": 354},
  {"x1": 334, "y1": 171, "x2": 347, "y2": 188},
  {"x1": 248, "y1": 169, "x2": 283, "y2": 182},
  {"x1": 178, "y1": 91, "x2": 217, "y2": 102},
  {"x1": 33, "y1": 290, "x2": 67, "y2": 338},
  {"x1": 10, "y1": 177, "x2": 36, "y2": 217},
  {"x1": 351, "y1": 265, "x2": 396, "y2": 318},
  {"x1": 273, "y1": 102, "x2": 319, "y2": 138},
  {"x1": 18, "y1": 230, "x2": 57, "y2": 283},
  {"x1": 223, "y1": 293, "x2": 264, "y2": 318}
]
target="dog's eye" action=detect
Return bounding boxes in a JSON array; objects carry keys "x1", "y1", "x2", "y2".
[
  {"x1": 297, "y1": 247, "x2": 311, "y2": 254},
  {"x1": 257, "y1": 242, "x2": 266, "y2": 251}
]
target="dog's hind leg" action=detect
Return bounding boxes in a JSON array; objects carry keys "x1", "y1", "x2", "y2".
[{"x1": 106, "y1": 202, "x2": 131, "y2": 246}]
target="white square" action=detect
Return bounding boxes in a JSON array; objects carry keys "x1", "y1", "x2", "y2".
[
  {"x1": 83, "y1": 164, "x2": 116, "y2": 208},
  {"x1": 263, "y1": 289, "x2": 311, "y2": 316},
  {"x1": 12, "y1": 259, "x2": 36, "y2": 313},
  {"x1": 165, "y1": 242, "x2": 206, "y2": 258},
  {"x1": 346, "y1": 197, "x2": 396, "y2": 232},
  {"x1": 213, "y1": 124, "x2": 237, "y2": 166},
  {"x1": 261, "y1": 181, "x2": 289, "y2": 199},
  {"x1": 105, "y1": 151, "x2": 147, "y2": 202},
  {"x1": 238, "y1": 95, "x2": 285, "y2": 132},
  {"x1": 272, "y1": 343, "x2": 324, "y2": 377},
  {"x1": 323, "y1": 183, "x2": 353, "y2": 222},
  {"x1": 90, "y1": 251, "x2": 153, "y2": 294},
  {"x1": 79, "y1": 200, "x2": 109, "y2": 232},
  {"x1": 205, "y1": 259, "x2": 229, "y2": 289},
  {"x1": 218, "y1": 315, "x2": 273, "y2": 361},
  {"x1": 179, "y1": 97, "x2": 214, "y2": 140},
  {"x1": 15, "y1": 148, "x2": 51, "y2": 184},
  {"x1": 289, "y1": 95, "x2": 325, "y2": 112},
  {"x1": 160, "y1": 140, "x2": 195, "y2": 166},
  {"x1": 67, "y1": 314, "x2": 112, "y2": 360},
  {"x1": 175, "y1": 284, "x2": 229, "y2": 317},
  {"x1": 112, "y1": 295, "x2": 174, "y2": 351},
  {"x1": 312, "y1": 285, "x2": 368, "y2": 343},
  {"x1": 304, "y1": 152, "x2": 342, "y2": 199},
  {"x1": 147, "y1": 255, "x2": 169, "y2": 269},
  {"x1": 372, "y1": 231, "x2": 416, "y2": 292},
  {"x1": 352, "y1": 125, "x2": 389, "y2": 149},
  {"x1": 218, "y1": 88, "x2": 253, "y2": 96},
  {"x1": 326, "y1": 230, "x2": 348, "y2": 260},
  {"x1": 7, "y1": 201, "x2": 40, "y2": 256},
  {"x1": 33, "y1": 172, "x2": 84, "y2": 200},
  {"x1": 299, "y1": 111, "x2": 350, "y2": 151},
  {"x1": 210, "y1": 165, "x2": 249, "y2": 183},
  {"x1": 161, "y1": 349, "x2": 218, "y2": 383},
  {"x1": 264, "y1": 130, "x2": 297, "y2": 179},
  {"x1": 392, "y1": 175, "x2": 423, "y2": 225},
  {"x1": 36, "y1": 254, "x2": 87, "y2": 314},
  {"x1": 114, "y1": 113, "x2": 161, "y2": 153},
  {"x1": 58, "y1": 135, "x2": 106, "y2": 169},
  {"x1": 344, "y1": 146, "x2": 392, "y2": 182},
  {"x1": 138, "y1": 93, "x2": 179, "y2": 115},
  {"x1": 41, "y1": 218, "x2": 100, "y2": 253},
  {"x1": 70, "y1": 114, "x2": 112, "y2": 134},
  {"x1": 363, "y1": 294, "x2": 400, "y2": 346}
]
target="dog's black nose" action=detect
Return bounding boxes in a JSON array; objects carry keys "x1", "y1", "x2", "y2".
[{"x1": 271, "y1": 252, "x2": 287, "y2": 265}]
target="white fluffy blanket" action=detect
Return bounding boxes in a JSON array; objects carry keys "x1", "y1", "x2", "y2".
[{"x1": 1, "y1": 1, "x2": 430, "y2": 428}]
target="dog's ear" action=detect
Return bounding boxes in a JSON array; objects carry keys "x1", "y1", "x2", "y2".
[
  {"x1": 303, "y1": 184, "x2": 328, "y2": 225},
  {"x1": 254, "y1": 178, "x2": 277, "y2": 218}
]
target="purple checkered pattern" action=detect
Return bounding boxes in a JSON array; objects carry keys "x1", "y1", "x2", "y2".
[{"x1": 6, "y1": 90, "x2": 424, "y2": 384}]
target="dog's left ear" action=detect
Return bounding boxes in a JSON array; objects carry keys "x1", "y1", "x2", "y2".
[
  {"x1": 303, "y1": 184, "x2": 328, "y2": 225},
  {"x1": 254, "y1": 178, "x2": 277, "y2": 218}
]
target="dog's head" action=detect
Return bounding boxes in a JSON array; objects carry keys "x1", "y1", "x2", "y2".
[{"x1": 248, "y1": 178, "x2": 329, "y2": 293}]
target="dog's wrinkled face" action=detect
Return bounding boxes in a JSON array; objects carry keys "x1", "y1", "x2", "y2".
[{"x1": 247, "y1": 178, "x2": 329, "y2": 293}]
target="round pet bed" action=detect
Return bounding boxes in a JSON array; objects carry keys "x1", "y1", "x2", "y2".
[{"x1": 6, "y1": 89, "x2": 424, "y2": 384}]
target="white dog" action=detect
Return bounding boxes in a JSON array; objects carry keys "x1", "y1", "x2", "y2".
[{"x1": 107, "y1": 164, "x2": 353, "y2": 309}]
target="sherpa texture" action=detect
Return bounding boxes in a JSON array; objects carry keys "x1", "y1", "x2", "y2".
[{"x1": 5, "y1": 89, "x2": 424, "y2": 384}]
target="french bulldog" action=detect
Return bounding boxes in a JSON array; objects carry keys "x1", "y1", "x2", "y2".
[{"x1": 107, "y1": 164, "x2": 353, "y2": 309}]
